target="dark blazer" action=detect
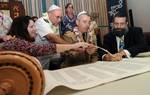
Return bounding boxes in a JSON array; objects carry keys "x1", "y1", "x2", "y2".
[{"x1": 102, "y1": 27, "x2": 147, "y2": 57}]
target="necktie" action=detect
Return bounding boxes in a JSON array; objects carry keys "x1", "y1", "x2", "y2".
[{"x1": 119, "y1": 39, "x2": 124, "y2": 52}]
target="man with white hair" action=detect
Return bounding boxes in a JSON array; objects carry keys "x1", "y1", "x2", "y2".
[
  {"x1": 61, "y1": 11, "x2": 99, "y2": 66},
  {"x1": 35, "y1": 5, "x2": 69, "y2": 70},
  {"x1": 35, "y1": 5, "x2": 68, "y2": 44},
  {"x1": 62, "y1": 11, "x2": 92, "y2": 43}
]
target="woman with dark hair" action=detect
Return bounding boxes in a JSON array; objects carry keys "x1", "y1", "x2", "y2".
[
  {"x1": 0, "y1": 16, "x2": 92, "y2": 57},
  {"x1": 60, "y1": 3, "x2": 77, "y2": 35},
  {"x1": 8, "y1": 16, "x2": 36, "y2": 42}
]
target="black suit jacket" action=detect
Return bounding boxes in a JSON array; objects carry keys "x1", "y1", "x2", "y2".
[{"x1": 102, "y1": 27, "x2": 147, "y2": 57}]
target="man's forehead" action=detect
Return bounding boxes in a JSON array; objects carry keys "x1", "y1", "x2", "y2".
[
  {"x1": 51, "y1": 10, "x2": 62, "y2": 15},
  {"x1": 79, "y1": 15, "x2": 90, "y2": 20},
  {"x1": 68, "y1": 4, "x2": 73, "y2": 7},
  {"x1": 114, "y1": 17, "x2": 126, "y2": 22}
]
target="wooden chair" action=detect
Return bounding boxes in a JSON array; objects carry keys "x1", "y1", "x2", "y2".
[{"x1": 0, "y1": 51, "x2": 45, "y2": 95}]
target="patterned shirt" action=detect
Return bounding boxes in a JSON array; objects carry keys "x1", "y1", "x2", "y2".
[
  {"x1": 63, "y1": 27, "x2": 96, "y2": 44},
  {"x1": 61, "y1": 15, "x2": 77, "y2": 35},
  {"x1": 0, "y1": 38, "x2": 57, "y2": 56}
]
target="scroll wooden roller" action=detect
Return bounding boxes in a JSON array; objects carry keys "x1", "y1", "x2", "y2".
[{"x1": 0, "y1": 51, "x2": 45, "y2": 95}]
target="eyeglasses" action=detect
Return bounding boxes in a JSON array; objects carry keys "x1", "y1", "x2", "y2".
[{"x1": 55, "y1": 16, "x2": 61, "y2": 19}]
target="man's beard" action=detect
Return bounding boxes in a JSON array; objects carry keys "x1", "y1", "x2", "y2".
[{"x1": 112, "y1": 28, "x2": 127, "y2": 37}]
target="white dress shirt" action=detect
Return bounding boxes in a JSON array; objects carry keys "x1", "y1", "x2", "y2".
[{"x1": 35, "y1": 15, "x2": 59, "y2": 44}]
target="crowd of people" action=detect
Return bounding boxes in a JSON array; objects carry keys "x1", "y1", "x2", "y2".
[{"x1": 0, "y1": 3, "x2": 149, "y2": 70}]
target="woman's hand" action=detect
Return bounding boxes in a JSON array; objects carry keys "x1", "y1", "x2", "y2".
[{"x1": 2, "y1": 35, "x2": 15, "y2": 41}]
